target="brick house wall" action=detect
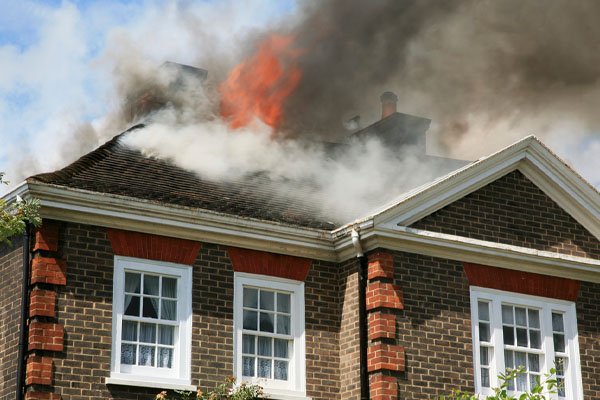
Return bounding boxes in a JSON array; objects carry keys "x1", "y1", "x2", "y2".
[
  {"x1": 0, "y1": 239, "x2": 24, "y2": 400},
  {"x1": 411, "y1": 170, "x2": 600, "y2": 259},
  {"x1": 37, "y1": 222, "x2": 347, "y2": 399}
]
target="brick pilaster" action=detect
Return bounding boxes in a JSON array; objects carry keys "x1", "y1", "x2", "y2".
[
  {"x1": 25, "y1": 221, "x2": 63, "y2": 399},
  {"x1": 366, "y1": 252, "x2": 404, "y2": 400}
]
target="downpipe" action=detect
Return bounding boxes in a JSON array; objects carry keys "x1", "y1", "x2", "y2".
[
  {"x1": 352, "y1": 229, "x2": 370, "y2": 400},
  {"x1": 16, "y1": 222, "x2": 31, "y2": 400}
]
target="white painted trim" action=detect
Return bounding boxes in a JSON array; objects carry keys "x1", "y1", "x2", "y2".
[
  {"x1": 105, "y1": 377, "x2": 196, "y2": 391},
  {"x1": 233, "y1": 272, "x2": 307, "y2": 399},
  {"x1": 470, "y1": 287, "x2": 583, "y2": 400},
  {"x1": 110, "y1": 256, "x2": 193, "y2": 385}
]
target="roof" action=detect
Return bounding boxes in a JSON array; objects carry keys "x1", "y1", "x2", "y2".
[{"x1": 30, "y1": 125, "x2": 338, "y2": 230}]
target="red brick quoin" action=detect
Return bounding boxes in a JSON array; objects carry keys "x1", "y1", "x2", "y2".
[
  {"x1": 25, "y1": 392, "x2": 61, "y2": 400},
  {"x1": 368, "y1": 253, "x2": 394, "y2": 280},
  {"x1": 367, "y1": 343, "x2": 405, "y2": 372},
  {"x1": 33, "y1": 222, "x2": 59, "y2": 252},
  {"x1": 28, "y1": 322, "x2": 64, "y2": 352},
  {"x1": 227, "y1": 247, "x2": 311, "y2": 281},
  {"x1": 29, "y1": 289, "x2": 56, "y2": 318},
  {"x1": 366, "y1": 282, "x2": 403, "y2": 310},
  {"x1": 369, "y1": 312, "x2": 396, "y2": 341},
  {"x1": 370, "y1": 373, "x2": 398, "y2": 400},
  {"x1": 30, "y1": 257, "x2": 66, "y2": 286},
  {"x1": 26, "y1": 356, "x2": 53, "y2": 386},
  {"x1": 107, "y1": 228, "x2": 202, "y2": 266}
]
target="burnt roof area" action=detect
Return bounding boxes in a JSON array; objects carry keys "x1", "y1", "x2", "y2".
[{"x1": 31, "y1": 125, "x2": 338, "y2": 230}]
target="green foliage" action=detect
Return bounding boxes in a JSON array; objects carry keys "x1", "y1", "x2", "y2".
[
  {"x1": 0, "y1": 172, "x2": 41, "y2": 245},
  {"x1": 156, "y1": 377, "x2": 264, "y2": 400},
  {"x1": 439, "y1": 366, "x2": 560, "y2": 400}
]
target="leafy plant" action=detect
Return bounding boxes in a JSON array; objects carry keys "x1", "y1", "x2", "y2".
[
  {"x1": 0, "y1": 172, "x2": 41, "y2": 244},
  {"x1": 156, "y1": 377, "x2": 264, "y2": 400},
  {"x1": 440, "y1": 366, "x2": 560, "y2": 400}
]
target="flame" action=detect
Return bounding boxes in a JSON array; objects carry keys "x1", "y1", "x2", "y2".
[{"x1": 220, "y1": 34, "x2": 302, "y2": 130}]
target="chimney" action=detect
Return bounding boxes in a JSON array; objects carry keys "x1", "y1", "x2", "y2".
[{"x1": 380, "y1": 91, "x2": 398, "y2": 119}]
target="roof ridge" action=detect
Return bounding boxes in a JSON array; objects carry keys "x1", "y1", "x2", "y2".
[{"x1": 29, "y1": 124, "x2": 145, "y2": 184}]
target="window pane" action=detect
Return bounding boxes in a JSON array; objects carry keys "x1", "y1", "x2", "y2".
[
  {"x1": 278, "y1": 315, "x2": 291, "y2": 335},
  {"x1": 125, "y1": 272, "x2": 141, "y2": 293},
  {"x1": 274, "y1": 360, "x2": 288, "y2": 380},
  {"x1": 159, "y1": 325, "x2": 174, "y2": 345},
  {"x1": 144, "y1": 275, "x2": 159, "y2": 295},
  {"x1": 554, "y1": 333, "x2": 565, "y2": 353},
  {"x1": 552, "y1": 313, "x2": 564, "y2": 332},
  {"x1": 162, "y1": 277, "x2": 177, "y2": 298},
  {"x1": 557, "y1": 378, "x2": 565, "y2": 397},
  {"x1": 161, "y1": 300, "x2": 177, "y2": 320},
  {"x1": 143, "y1": 297, "x2": 159, "y2": 318},
  {"x1": 502, "y1": 305, "x2": 513, "y2": 324},
  {"x1": 244, "y1": 288, "x2": 258, "y2": 309},
  {"x1": 258, "y1": 358, "x2": 271, "y2": 378},
  {"x1": 515, "y1": 307, "x2": 527, "y2": 326},
  {"x1": 243, "y1": 334, "x2": 255, "y2": 354},
  {"x1": 530, "y1": 330, "x2": 541, "y2": 349},
  {"x1": 481, "y1": 368, "x2": 490, "y2": 388},
  {"x1": 480, "y1": 346, "x2": 489, "y2": 366},
  {"x1": 516, "y1": 328, "x2": 528, "y2": 347},
  {"x1": 243, "y1": 310, "x2": 257, "y2": 330},
  {"x1": 278, "y1": 293, "x2": 291, "y2": 313},
  {"x1": 124, "y1": 295, "x2": 140, "y2": 316},
  {"x1": 505, "y1": 350, "x2": 514, "y2": 369},
  {"x1": 530, "y1": 374, "x2": 540, "y2": 391},
  {"x1": 515, "y1": 351, "x2": 527, "y2": 369},
  {"x1": 275, "y1": 339, "x2": 289, "y2": 359},
  {"x1": 258, "y1": 336, "x2": 272, "y2": 356},
  {"x1": 528, "y1": 309, "x2": 540, "y2": 329},
  {"x1": 503, "y1": 326, "x2": 514, "y2": 345},
  {"x1": 260, "y1": 290, "x2": 274, "y2": 311},
  {"x1": 555, "y1": 357, "x2": 565, "y2": 376},
  {"x1": 260, "y1": 312, "x2": 274, "y2": 333},
  {"x1": 122, "y1": 320, "x2": 137, "y2": 341},
  {"x1": 529, "y1": 353, "x2": 540, "y2": 372},
  {"x1": 140, "y1": 322, "x2": 156, "y2": 343},
  {"x1": 139, "y1": 345, "x2": 155, "y2": 366},
  {"x1": 121, "y1": 343, "x2": 136, "y2": 365},
  {"x1": 243, "y1": 356, "x2": 255, "y2": 377},
  {"x1": 516, "y1": 369, "x2": 527, "y2": 391},
  {"x1": 158, "y1": 347, "x2": 173, "y2": 368}
]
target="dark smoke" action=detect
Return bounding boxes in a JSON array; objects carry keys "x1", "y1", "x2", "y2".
[{"x1": 274, "y1": 0, "x2": 600, "y2": 154}]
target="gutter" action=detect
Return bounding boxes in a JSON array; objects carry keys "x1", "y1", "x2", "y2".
[
  {"x1": 16, "y1": 222, "x2": 30, "y2": 400},
  {"x1": 352, "y1": 229, "x2": 370, "y2": 400}
]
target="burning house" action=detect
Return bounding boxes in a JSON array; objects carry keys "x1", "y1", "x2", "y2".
[{"x1": 2, "y1": 18, "x2": 600, "y2": 400}]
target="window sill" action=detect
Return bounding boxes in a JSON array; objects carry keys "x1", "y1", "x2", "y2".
[
  {"x1": 261, "y1": 388, "x2": 312, "y2": 400},
  {"x1": 106, "y1": 377, "x2": 196, "y2": 392}
]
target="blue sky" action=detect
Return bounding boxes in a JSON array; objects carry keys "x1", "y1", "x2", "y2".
[{"x1": 0, "y1": 0, "x2": 297, "y2": 191}]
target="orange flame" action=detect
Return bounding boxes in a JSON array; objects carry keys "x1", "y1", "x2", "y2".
[{"x1": 219, "y1": 34, "x2": 302, "y2": 130}]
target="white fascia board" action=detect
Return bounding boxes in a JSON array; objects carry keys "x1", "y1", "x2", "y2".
[
  {"x1": 376, "y1": 150, "x2": 528, "y2": 228},
  {"x1": 27, "y1": 182, "x2": 339, "y2": 261},
  {"x1": 367, "y1": 226, "x2": 600, "y2": 283},
  {"x1": 1, "y1": 180, "x2": 30, "y2": 204}
]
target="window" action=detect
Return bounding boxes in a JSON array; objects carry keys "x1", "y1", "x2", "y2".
[
  {"x1": 471, "y1": 287, "x2": 583, "y2": 399},
  {"x1": 107, "y1": 256, "x2": 193, "y2": 390},
  {"x1": 234, "y1": 272, "x2": 307, "y2": 399}
]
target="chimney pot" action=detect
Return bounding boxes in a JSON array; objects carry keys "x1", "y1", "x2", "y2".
[{"x1": 380, "y1": 91, "x2": 398, "y2": 119}]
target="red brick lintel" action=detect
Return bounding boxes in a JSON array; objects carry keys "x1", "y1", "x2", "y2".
[
  {"x1": 463, "y1": 262, "x2": 580, "y2": 301},
  {"x1": 107, "y1": 228, "x2": 202, "y2": 266},
  {"x1": 227, "y1": 247, "x2": 311, "y2": 281}
]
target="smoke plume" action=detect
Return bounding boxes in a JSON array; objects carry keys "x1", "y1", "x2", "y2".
[{"x1": 4, "y1": 0, "x2": 600, "y2": 221}]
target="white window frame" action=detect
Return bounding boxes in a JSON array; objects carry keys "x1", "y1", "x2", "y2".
[
  {"x1": 470, "y1": 286, "x2": 583, "y2": 399},
  {"x1": 234, "y1": 272, "x2": 308, "y2": 400},
  {"x1": 106, "y1": 256, "x2": 194, "y2": 391}
]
